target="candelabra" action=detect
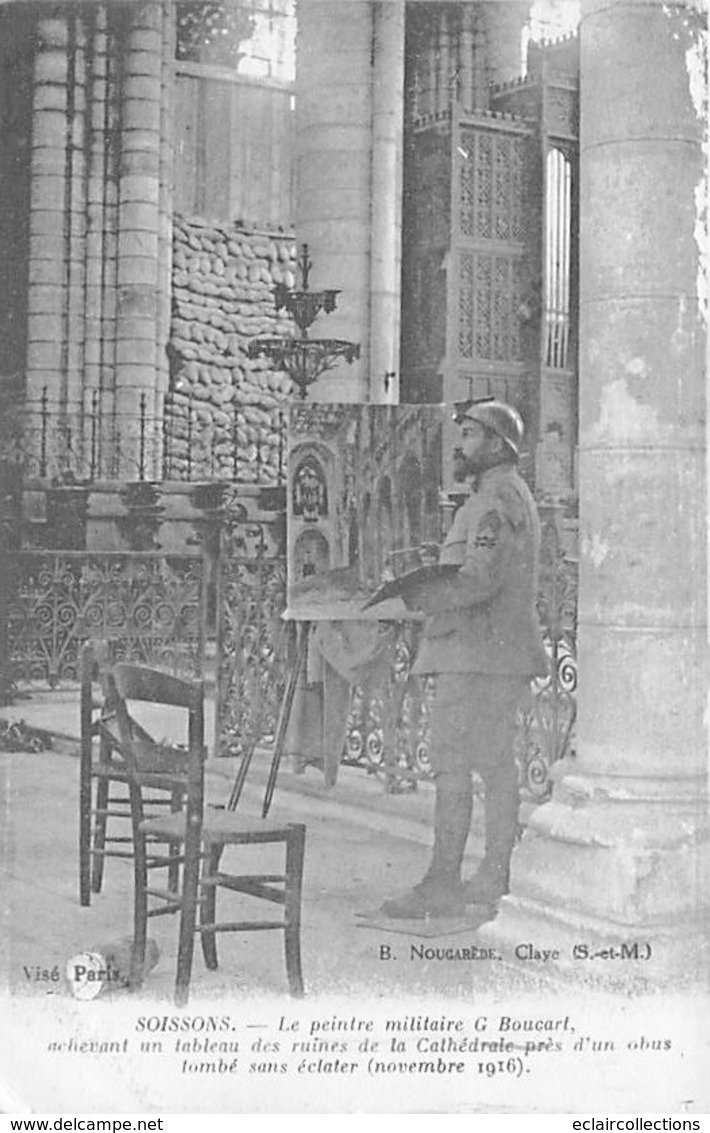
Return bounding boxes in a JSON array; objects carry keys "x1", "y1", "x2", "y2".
[{"x1": 248, "y1": 245, "x2": 360, "y2": 399}]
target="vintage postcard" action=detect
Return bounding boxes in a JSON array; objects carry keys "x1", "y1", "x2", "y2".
[{"x1": 0, "y1": 0, "x2": 708, "y2": 1116}]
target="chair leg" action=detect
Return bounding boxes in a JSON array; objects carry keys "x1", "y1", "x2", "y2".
[
  {"x1": 167, "y1": 841, "x2": 181, "y2": 895},
  {"x1": 283, "y1": 826, "x2": 306, "y2": 997},
  {"x1": 79, "y1": 758, "x2": 92, "y2": 907},
  {"x1": 200, "y1": 844, "x2": 222, "y2": 971},
  {"x1": 175, "y1": 829, "x2": 201, "y2": 1007},
  {"x1": 168, "y1": 787, "x2": 182, "y2": 893},
  {"x1": 130, "y1": 826, "x2": 149, "y2": 991},
  {"x1": 91, "y1": 776, "x2": 109, "y2": 893}
]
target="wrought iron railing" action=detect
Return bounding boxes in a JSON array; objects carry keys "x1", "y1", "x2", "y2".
[
  {"x1": 215, "y1": 510, "x2": 287, "y2": 758},
  {"x1": 2, "y1": 551, "x2": 206, "y2": 687},
  {"x1": 0, "y1": 476, "x2": 577, "y2": 800},
  {"x1": 343, "y1": 623, "x2": 435, "y2": 791},
  {"x1": 518, "y1": 530, "x2": 578, "y2": 797}
]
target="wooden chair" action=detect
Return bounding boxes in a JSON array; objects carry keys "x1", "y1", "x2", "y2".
[
  {"x1": 79, "y1": 641, "x2": 183, "y2": 906},
  {"x1": 107, "y1": 662, "x2": 306, "y2": 1005}
]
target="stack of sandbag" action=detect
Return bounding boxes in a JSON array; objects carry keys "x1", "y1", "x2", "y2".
[{"x1": 168, "y1": 215, "x2": 296, "y2": 483}]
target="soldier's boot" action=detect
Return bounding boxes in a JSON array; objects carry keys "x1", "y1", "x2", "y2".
[
  {"x1": 380, "y1": 773, "x2": 472, "y2": 919},
  {"x1": 463, "y1": 764, "x2": 520, "y2": 908}
]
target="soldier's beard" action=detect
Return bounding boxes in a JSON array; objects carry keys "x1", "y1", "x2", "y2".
[
  {"x1": 452, "y1": 451, "x2": 475, "y2": 481},
  {"x1": 452, "y1": 444, "x2": 509, "y2": 482},
  {"x1": 452, "y1": 448, "x2": 488, "y2": 481}
]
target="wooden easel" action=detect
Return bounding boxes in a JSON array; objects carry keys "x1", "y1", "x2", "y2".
[
  {"x1": 224, "y1": 620, "x2": 309, "y2": 818},
  {"x1": 261, "y1": 621, "x2": 309, "y2": 817}
]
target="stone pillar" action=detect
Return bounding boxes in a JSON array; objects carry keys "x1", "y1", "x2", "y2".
[
  {"x1": 65, "y1": 13, "x2": 88, "y2": 423},
  {"x1": 26, "y1": 14, "x2": 70, "y2": 432},
  {"x1": 481, "y1": 0, "x2": 709, "y2": 983},
  {"x1": 100, "y1": 6, "x2": 124, "y2": 478},
  {"x1": 114, "y1": 1, "x2": 165, "y2": 475},
  {"x1": 84, "y1": 5, "x2": 110, "y2": 413},
  {"x1": 26, "y1": 10, "x2": 94, "y2": 477},
  {"x1": 459, "y1": 5, "x2": 475, "y2": 112},
  {"x1": 369, "y1": 0, "x2": 404, "y2": 405},
  {"x1": 84, "y1": 3, "x2": 121, "y2": 480},
  {"x1": 457, "y1": 4, "x2": 488, "y2": 115},
  {"x1": 155, "y1": 2, "x2": 176, "y2": 478},
  {"x1": 23, "y1": 3, "x2": 171, "y2": 482},
  {"x1": 296, "y1": 0, "x2": 373, "y2": 401}
]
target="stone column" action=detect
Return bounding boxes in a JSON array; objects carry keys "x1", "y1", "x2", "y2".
[
  {"x1": 295, "y1": 0, "x2": 373, "y2": 401},
  {"x1": 84, "y1": 3, "x2": 121, "y2": 480},
  {"x1": 114, "y1": 1, "x2": 165, "y2": 476},
  {"x1": 369, "y1": 0, "x2": 404, "y2": 405},
  {"x1": 481, "y1": 0, "x2": 709, "y2": 983},
  {"x1": 154, "y1": 1, "x2": 176, "y2": 478},
  {"x1": 26, "y1": 13, "x2": 70, "y2": 451},
  {"x1": 100, "y1": 6, "x2": 123, "y2": 478},
  {"x1": 26, "y1": 10, "x2": 94, "y2": 477},
  {"x1": 65, "y1": 13, "x2": 88, "y2": 425},
  {"x1": 84, "y1": 5, "x2": 110, "y2": 415}
]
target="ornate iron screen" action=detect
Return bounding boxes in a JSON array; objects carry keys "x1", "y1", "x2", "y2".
[
  {"x1": 400, "y1": 105, "x2": 535, "y2": 428},
  {"x1": 215, "y1": 507, "x2": 287, "y2": 757},
  {"x1": 516, "y1": 524, "x2": 578, "y2": 796},
  {"x1": 449, "y1": 109, "x2": 533, "y2": 404},
  {"x1": 3, "y1": 551, "x2": 205, "y2": 686},
  {"x1": 343, "y1": 622, "x2": 435, "y2": 792}
]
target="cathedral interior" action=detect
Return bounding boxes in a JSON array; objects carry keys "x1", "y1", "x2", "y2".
[
  {"x1": 0, "y1": 0, "x2": 707, "y2": 985},
  {"x1": 0, "y1": 0, "x2": 580, "y2": 557}
]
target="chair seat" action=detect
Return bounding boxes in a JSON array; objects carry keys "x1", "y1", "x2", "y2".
[{"x1": 141, "y1": 807, "x2": 300, "y2": 844}]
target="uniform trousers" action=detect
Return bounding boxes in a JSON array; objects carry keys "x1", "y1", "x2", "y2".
[{"x1": 422, "y1": 672, "x2": 527, "y2": 889}]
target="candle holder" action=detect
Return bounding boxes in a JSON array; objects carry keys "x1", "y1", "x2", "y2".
[{"x1": 249, "y1": 245, "x2": 360, "y2": 399}]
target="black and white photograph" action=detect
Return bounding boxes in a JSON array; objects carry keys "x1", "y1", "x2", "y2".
[{"x1": 0, "y1": 0, "x2": 708, "y2": 1117}]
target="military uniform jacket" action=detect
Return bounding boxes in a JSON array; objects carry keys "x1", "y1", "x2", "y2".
[{"x1": 412, "y1": 464, "x2": 548, "y2": 677}]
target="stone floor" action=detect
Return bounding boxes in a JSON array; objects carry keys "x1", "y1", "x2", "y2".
[
  {"x1": 0, "y1": 687, "x2": 549, "y2": 1001},
  {"x1": 1, "y1": 692, "x2": 707, "y2": 1114}
]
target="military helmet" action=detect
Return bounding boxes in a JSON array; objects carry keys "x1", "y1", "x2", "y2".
[{"x1": 452, "y1": 397, "x2": 524, "y2": 458}]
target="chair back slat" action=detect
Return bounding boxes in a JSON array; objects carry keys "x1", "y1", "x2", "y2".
[
  {"x1": 106, "y1": 665, "x2": 205, "y2": 801},
  {"x1": 112, "y1": 663, "x2": 201, "y2": 711}
]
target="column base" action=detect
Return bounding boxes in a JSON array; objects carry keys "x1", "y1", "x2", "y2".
[
  {"x1": 478, "y1": 767, "x2": 710, "y2": 990},
  {"x1": 479, "y1": 892, "x2": 710, "y2": 991}
]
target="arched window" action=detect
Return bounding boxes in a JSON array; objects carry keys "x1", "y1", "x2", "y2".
[{"x1": 544, "y1": 147, "x2": 572, "y2": 369}]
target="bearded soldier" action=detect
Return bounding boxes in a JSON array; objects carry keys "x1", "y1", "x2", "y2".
[{"x1": 382, "y1": 399, "x2": 548, "y2": 919}]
